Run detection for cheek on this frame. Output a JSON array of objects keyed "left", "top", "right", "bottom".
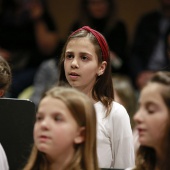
[
  {"left": 84, "top": 64, "right": 99, "bottom": 75},
  {"left": 157, "top": 123, "right": 167, "bottom": 135},
  {"left": 64, "top": 61, "right": 67, "bottom": 70},
  {"left": 57, "top": 125, "right": 78, "bottom": 140},
  {"left": 150, "top": 119, "right": 167, "bottom": 139},
  {"left": 33, "top": 124, "right": 39, "bottom": 140}
]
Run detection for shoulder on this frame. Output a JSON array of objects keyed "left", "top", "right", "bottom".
[
  {"left": 95, "top": 101, "right": 129, "bottom": 120},
  {"left": 108, "top": 102, "right": 131, "bottom": 126},
  {"left": 95, "top": 101, "right": 128, "bottom": 115},
  {"left": 111, "top": 101, "right": 128, "bottom": 116},
  {"left": 40, "top": 58, "right": 57, "bottom": 68},
  {"left": 37, "top": 59, "right": 58, "bottom": 74}
]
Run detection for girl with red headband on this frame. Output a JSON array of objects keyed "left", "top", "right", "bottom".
[{"left": 58, "top": 26, "right": 135, "bottom": 169}]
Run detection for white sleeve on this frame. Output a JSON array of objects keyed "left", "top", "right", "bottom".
[
  {"left": 0, "top": 144, "right": 9, "bottom": 170},
  {"left": 109, "top": 103, "right": 135, "bottom": 169}
]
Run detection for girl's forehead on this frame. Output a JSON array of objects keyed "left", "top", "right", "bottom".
[
  {"left": 142, "top": 82, "right": 163, "bottom": 92},
  {"left": 67, "top": 37, "right": 92, "bottom": 45},
  {"left": 140, "top": 83, "right": 165, "bottom": 102},
  {"left": 66, "top": 37, "right": 97, "bottom": 54}
]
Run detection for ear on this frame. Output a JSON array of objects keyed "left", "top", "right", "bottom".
[
  {"left": 74, "top": 127, "right": 85, "bottom": 144},
  {"left": 97, "top": 61, "right": 107, "bottom": 76},
  {"left": 0, "top": 90, "right": 4, "bottom": 97}
]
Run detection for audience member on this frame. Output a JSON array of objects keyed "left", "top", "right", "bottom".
[
  {"left": 30, "top": 57, "right": 59, "bottom": 107},
  {"left": 26, "top": 39, "right": 63, "bottom": 106},
  {"left": 129, "top": 0, "right": 170, "bottom": 90},
  {"left": 58, "top": 26, "right": 135, "bottom": 169},
  {"left": 23, "top": 86, "right": 100, "bottom": 170},
  {"left": 0, "top": 0, "right": 62, "bottom": 97},
  {"left": 132, "top": 71, "right": 170, "bottom": 170},
  {"left": 68, "top": 0, "right": 129, "bottom": 76}
]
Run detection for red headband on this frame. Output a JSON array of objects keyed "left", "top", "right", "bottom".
[{"left": 70, "top": 26, "right": 109, "bottom": 61}]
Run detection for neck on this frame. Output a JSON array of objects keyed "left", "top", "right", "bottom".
[
  {"left": 78, "top": 88, "right": 97, "bottom": 104},
  {"left": 74, "top": 86, "right": 92, "bottom": 98},
  {"left": 49, "top": 158, "right": 70, "bottom": 170},
  {"left": 47, "top": 149, "right": 75, "bottom": 170},
  {"left": 49, "top": 163, "right": 65, "bottom": 170}
]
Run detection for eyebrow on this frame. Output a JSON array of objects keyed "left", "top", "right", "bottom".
[
  {"left": 138, "top": 100, "right": 158, "bottom": 107},
  {"left": 145, "top": 101, "right": 159, "bottom": 108},
  {"left": 65, "top": 51, "right": 93, "bottom": 56}
]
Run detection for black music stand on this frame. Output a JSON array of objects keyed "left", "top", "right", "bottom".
[{"left": 0, "top": 98, "right": 36, "bottom": 170}]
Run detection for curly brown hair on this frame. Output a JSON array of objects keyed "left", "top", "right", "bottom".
[{"left": 0, "top": 56, "right": 12, "bottom": 95}]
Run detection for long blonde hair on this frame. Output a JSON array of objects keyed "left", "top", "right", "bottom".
[{"left": 23, "top": 86, "right": 99, "bottom": 170}]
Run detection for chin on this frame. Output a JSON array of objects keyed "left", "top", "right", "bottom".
[
  {"left": 36, "top": 144, "right": 49, "bottom": 153},
  {"left": 139, "top": 137, "right": 148, "bottom": 145},
  {"left": 139, "top": 139, "right": 153, "bottom": 148}
]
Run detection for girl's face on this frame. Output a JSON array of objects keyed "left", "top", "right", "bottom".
[
  {"left": 34, "top": 96, "right": 84, "bottom": 161},
  {"left": 64, "top": 37, "right": 105, "bottom": 94},
  {"left": 134, "top": 83, "right": 169, "bottom": 150}
]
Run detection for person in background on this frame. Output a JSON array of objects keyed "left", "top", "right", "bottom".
[
  {"left": 29, "top": 57, "right": 59, "bottom": 107},
  {"left": 29, "top": 39, "right": 64, "bottom": 107},
  {"left": 112, "top": 75, "right": 137, "bottom": 129},
  {"left": 68, "top": 0, "right": 129, "bottom": 76},
  {"left": 132, "top": 71, "right": 170, "bottom": 170},
  {"left": 58, "top": 26, "right": 134, "bottom": 169},
  {"left": 0, "top": 56, "right": 12, "bottom": 170},
  {"left": 23, "top": 86, "right": 99, "bottom": 170},
  {"left": 129, "top": 0, "right": 170, "bottom": 90},
  {"left": 0, "top": 0, "right": 62, "bottom": 98}
]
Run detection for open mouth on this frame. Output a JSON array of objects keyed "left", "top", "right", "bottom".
[{"left": 69, "top": 72, "right": 79, "bottom": 76}]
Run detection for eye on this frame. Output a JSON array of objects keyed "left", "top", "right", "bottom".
[
  {"left": 147, "top": 105, "right": 156, "bottom": 114},
  {"left": 54, "top": 114, "right": 63, "bottom": 121},
  {"left": 147, "top": 109, "right": 155, "bottom": 114},
  {"left": 36, "top": 114, "right": 43, "bottom": 122},
  {"left": 81, "top": 55, "right": 89, "bottom": 61},
  {"left": 65, "top": 53, "right": 74, "bottom": 60}
]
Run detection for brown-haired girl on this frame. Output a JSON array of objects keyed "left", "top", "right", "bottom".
[
  {"left": 58, "top": 26, "right": 134, "bottom": 169},
  {"left": 133, "top": 71, "right": 170, "bottom": 170}
]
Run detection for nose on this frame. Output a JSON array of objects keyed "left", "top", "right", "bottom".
[
  {"left": 39, "top": 118, "right": 49, "bottom": 130},
  {"left": 71, "top": 58, "right": 79, "bottom": 68},
  {"left": 133, "top": 110, "right": 143, "bottom": 125}
]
